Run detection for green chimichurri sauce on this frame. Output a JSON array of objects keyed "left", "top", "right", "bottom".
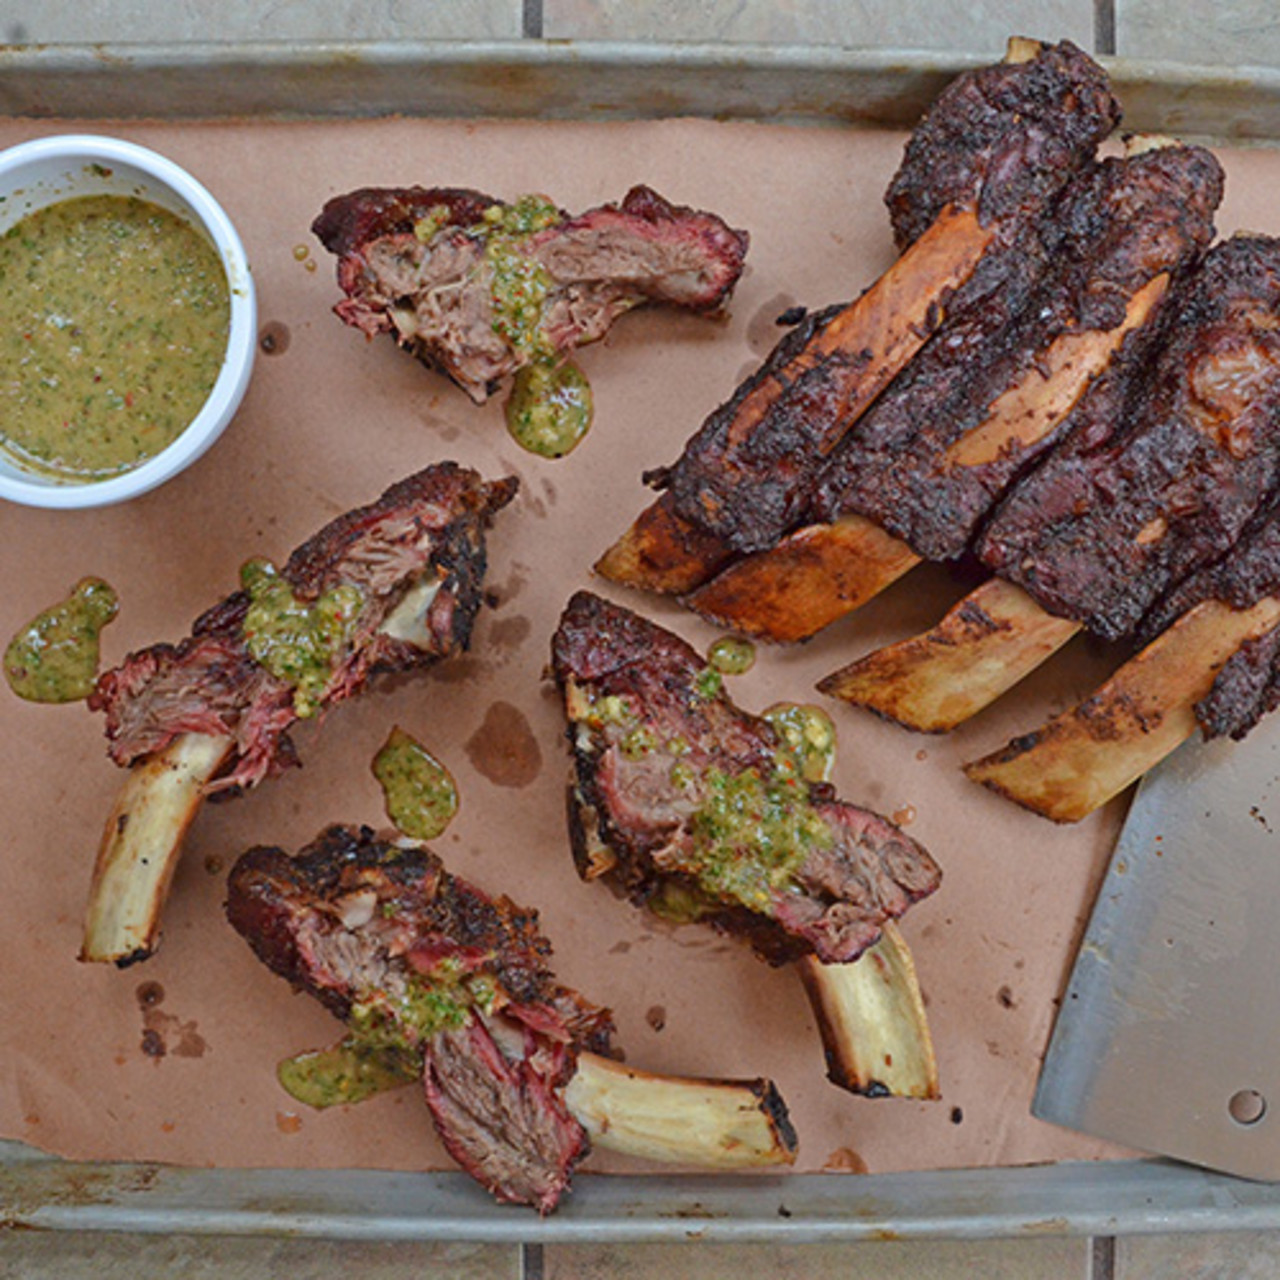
[
  {"left": 278, "top": 960, "right": 502, "bottom": 1110},
  {"left": 665, "top": 705, "right": 839, "bottom": 919},
  {"left": 708, "top": 636, "right": 757, "bottom": 676},
  {"left": 686, "top": 762, "right": 834, "bottom": 913},
  {"left": 240, "top": 558, "right": 363, "bottom": 717},
  {"left": 505, "top": 359, "right": 593, "bottom": 458},
  {"left": 4, "top": 577, "right": 118, "bottom": 702},
  {"left": 0, "top": 194, "right": 230, "bottom": 481},
  {"left": 373, "top": 725, "right": 459, "bottom": 840},
  {"left": 419, "top": 192, "right": 596, "bottom": 460},
  {"left": 763, "top": 703, "right": 837, "bottom": 784},
  {"left": 277, "top": 1038, "right": 420, "bottom": 1110}
]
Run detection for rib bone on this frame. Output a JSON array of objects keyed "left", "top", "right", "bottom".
[
  {"left": 818, "top": 579, "right": 1082, "bottom": 732},
  {"left": 965, "top": 596, "right": 1280, "bottom": 821},
  {"left": 564, "top": 1052, "right": 797, "bottom": 1168},
  {"left": 797, "top": 922, "right": 938, "bottom": 1099}
]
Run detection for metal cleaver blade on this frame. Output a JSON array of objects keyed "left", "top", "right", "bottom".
[{"left": 1033, "top": 713, "right": 1280, "bottom": 1180}]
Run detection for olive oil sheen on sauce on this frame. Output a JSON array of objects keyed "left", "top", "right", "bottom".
[{"left": 0, "top": 194, "right": 230, "bottom": 480}]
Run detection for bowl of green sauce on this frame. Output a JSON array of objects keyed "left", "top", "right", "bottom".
[{"left": 0, "top": 134, "right": 256, "bottom": 508}]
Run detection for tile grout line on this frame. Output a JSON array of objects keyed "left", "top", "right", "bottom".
[
  {"left": 1094, "top": 0, "right": 1117, "bottom": 55},
  {"left": 1092, "top": 1235, "right": 1117, "bottom": 1279},
  {"left": 522, "top": 1241, "right": 546, "bottom": 1280},
  {"left": 522, "top": 0, "right": 543, "bottom": 40}
]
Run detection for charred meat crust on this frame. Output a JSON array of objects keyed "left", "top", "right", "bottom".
[
  {"left": 89, "top": 463, "right": 518, "bottom": 791},
  {"left": 885, "top": 39, "right": 1120, "bottom": 250},
  {"left": 226, "top": 824, "right": 614, "bottom": 1050},
  {"left": 1142, "top": 502, "right": 1280, "bottom": 741},
  {"left": 649, "top": 42, "right": 1119, "bottom": 559},
  {"left": 1196, "top": 627, "right": 1280, "bottom": 740},
  {"left": 551, "top": 591, "right": 941, "bottom": 965},
  {"left": 313, "top": 183, "right": 750, "bottom": 402},
  {"left": 226, "top": 824, "right": 614, "bottom": 1213},
  {"left": 814, "top": 144, "right": 1225, "bottom": 560},
  {"left": 979, "top": 234, "right": 1280, "bottom": 641}
]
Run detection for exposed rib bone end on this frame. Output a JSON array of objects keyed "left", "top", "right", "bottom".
[
  {"left": 565, "top": 1052, "right": 797, "bottom": 1169},
  {"left": 81, "top": 732, "right": 233, "bottom": 966},
  {"left": 819, "top": 580, "right": 1082, "bottom": 732},
  {"left": 687, "top": 517, "right": 920, "bottom": 643},
  {"left": 797, "top": 923, "right": 938, "bottom": 1099},
  {"left": 595, "top": 493, "right": 734, "bottom": 595},
  {"left": 965, "top": 597, "right": 1280, "bottom": 822},
  {"left": 1005, "top": 36, "right": 1044, "bottom": 64}
]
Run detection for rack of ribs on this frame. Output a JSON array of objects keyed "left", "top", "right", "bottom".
[
  {"left": 83, "top": 463, "right": 518, "bottom": 965},
  {"left": 226, "top": 824, "right": 798, "bottom": 1214},
  {"left": 596, "top": 38, "right": 1120, "bottom": 596}
]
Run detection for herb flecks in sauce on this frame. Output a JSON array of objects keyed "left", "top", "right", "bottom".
[
  {"left": 373, "top": 725, "right": 459, "bottom": 840},
  {"left": 349, "top": 959, "right": 495, "bottom": 1054},
  {"left": 278, "top": 1038, "right": 419, "bottom": 1110},
  {"left": 505, "top": 359, "right": 593, "bottom": 458},
  {"left": 0, "top": 195, "right": 230, "bottom": 481},
  {"left": 685, "top": 762, "right": 834, "bottom": 914},
  {"left": 763, "top": 703, "right": 837, "bottom": 784},
  {"left": 708, "top": 636, "right": 757, "bottom": 676},
  {"left": 672, "top": 703, "right": 838, "bottom": 917},
  {"left": 4, "top": 577, "right": 118, "bottom": 702},
  {"left": 240, "top": 558, "right": 362, "bottom": 717}
]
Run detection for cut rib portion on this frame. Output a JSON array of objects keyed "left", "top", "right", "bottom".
[
  {"left": 226, "top": 825, "right": 797, "bottom": 1212},
  {"left": 597, "top": 39, "right": 1120, "bottom": 594},
  {"left": 83, "top": 463, "right": 517, "bottom": 966},
  {"left": 227, "top": 825, "right": 613, "bottom": 1213},
  {"left": 314, "top": 184, "right": 749, "bottom": 402},
  {"left": 551, "top": 591, "right": 941, "bottom": 966}
]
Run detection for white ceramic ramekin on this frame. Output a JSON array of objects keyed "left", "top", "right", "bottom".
[{"left": 0, "top": 134, "right": 256, "bottom": 509}]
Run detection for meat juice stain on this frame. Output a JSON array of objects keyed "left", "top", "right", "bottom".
[
  {"left": 745, "top": 292, "right": 799, "bottom": 354},
  {"left": 135, "top": 981, "right": 209, "bottom": 1062},
  {"left": 823, "top": 1147, "right": 869, "bottom": 1174},
  {"left": 464, "top": 701, "right": 542, "bottom": 788},
  {"left": 258, "top": 321, "right": 291, "bottom": 355},
  {"left": 487, "top": 614, "right": 531, "bottom": 653},
  {"left": 645, "top": 1005, "right": 666, "bottom": 1032}
]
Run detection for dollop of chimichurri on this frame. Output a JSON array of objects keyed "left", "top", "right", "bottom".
[
  {"left": 708, "top": 636, "right": 757, "bottom": 676},
  {"left": 421, "top": 193, "right": 594, "bottom": 460},
  {"left": 372, "top": 725, "right": 459, "bottom": 840},
  {"left": 278, "top": 959, "right": 503, "bottom": 1110},
  {"left": 240, "top": 558, "right": 363, "bottom": 717},
  {"left": 685, "top": 761, "right": 833, "bottom": 913},
  {"left": 505, "top": 359, "right": 593, "bottom": 458},
  {"left": 350, "top": 960, "right": 499, "bottom": 1054},
  {"left": 0, "top": 194, "right": 230, "bottom": 481},
  {"left": 763, "top": 703, "right": 837, "bottom": 784},
  {"left": 4, "top": 577, "right": 118, "bottom": 702},
  {"left": 278, "top": 1038, "right": 420, "bottom": 1110}
]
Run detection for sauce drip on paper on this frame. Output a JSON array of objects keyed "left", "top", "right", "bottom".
[
  {"left": 4, "top": 577, "right": 118, "bottom": 702},
  {"left": 373, "top": 725, "right": 459, "bottom": 840}
]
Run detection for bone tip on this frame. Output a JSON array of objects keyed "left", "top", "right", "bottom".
[
  {"left": 1004, "top": 36, "right": 1044, "bottom": 64},
  {"left": 1124, "top": 132, "right": 1177, "bottom": 156}
]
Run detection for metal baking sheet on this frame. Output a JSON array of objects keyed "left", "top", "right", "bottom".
[{"left": 5, "top": 40, "right": 1280, "bottom": 1242}]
